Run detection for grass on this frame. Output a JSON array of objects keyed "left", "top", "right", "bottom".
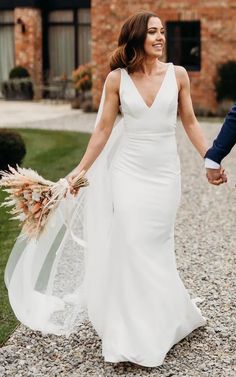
[{"left": 0, "top": 128, "right": 90, "bottom": 346}]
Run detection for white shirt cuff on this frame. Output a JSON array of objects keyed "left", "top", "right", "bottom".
[{"left": 204, "top": 158, "right": 221, "bottom": 169}]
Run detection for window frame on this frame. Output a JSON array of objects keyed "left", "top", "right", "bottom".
[{"left": 0, "top": 1, "right": 90, "bottom": 10}]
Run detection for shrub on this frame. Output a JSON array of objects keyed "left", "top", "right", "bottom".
[
  {"left": 215, "top": 61, "right": 236, "bottom": 102},
  {"left": 9, "top": 66, "right": 30, "bottom": 79},
  {"left": 0, "top": 129, "right": 26, "bottom": 174}
]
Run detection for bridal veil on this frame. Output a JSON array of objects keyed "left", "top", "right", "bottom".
[{"left": 4, "top": 74, "right": 125, "bottom": 337}]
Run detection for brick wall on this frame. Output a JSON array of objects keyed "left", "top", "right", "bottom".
[
  {"left": 91, "top": 0, "right": 236, "bottom": 114},
  {"left": 14, "top": 8, "right": 42, "bottom": 97},
  {"left": 11, "top": 1, "right": 236, "bottom": 112}
]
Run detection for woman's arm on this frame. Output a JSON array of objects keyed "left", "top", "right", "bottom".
[
  {"left": 176, "top": 66, "right": 226, "bottom": 185},
  {"left": 68, "top": 70, "right": 120, "bottom": 186},
  {"left": 176, "top": 66, "right": 208, "bottom": 158}
]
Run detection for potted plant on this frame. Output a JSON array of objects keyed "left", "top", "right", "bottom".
[
  {"left": 71, "top": 62, "right": 93, "bottom": 111},
  {"left": 1, "top": 66, "right": 34, "bottom": 101}
]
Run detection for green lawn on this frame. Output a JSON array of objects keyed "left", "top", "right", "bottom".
[{"left": 0, "top": 128, "right": 90, "bottom": 346}]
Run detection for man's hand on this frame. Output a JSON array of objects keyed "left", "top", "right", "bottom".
[{"left": 206, "top": 167, "right": 227, "bottom": 185}]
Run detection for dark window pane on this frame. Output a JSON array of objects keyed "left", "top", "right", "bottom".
[
  {"left": 77, "top": 9, "right": 91, "bottom": 64},
  {"left": 167, "top": 21, "right": 201, "bottom": 71},
  {"left": 49, "top": 10, "right": 73, "bottom": 23},
  {"left": 49, "top": 25, "right": 75, "bottom": 77},
  {"left": 0, "top": 10, "right": 14, "bottom": 23},
  {"left": 78, "top": 25, "right": 91, "bottom": 64},
  {"left": 78, "top": 8, "right": 90, "bottom": 23}
]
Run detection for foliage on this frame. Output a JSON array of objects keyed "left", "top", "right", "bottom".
[
  {"left": 0, "top": 129, "right": 26, "bottom": 173},
  {"left": 215, "top": 61, "right": 236, "bottom": 102},
  {"left": 72, "top": 62, "right": 93, "bottom": 92},
  {"left": 9, "top": 66, "right": 30, "bottom": 79}
]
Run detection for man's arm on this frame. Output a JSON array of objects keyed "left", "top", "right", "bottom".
[
  {"left": 205, "top": 103, "right": 236, "bottom": 164},
  {"left": 204, "top": 104, "right": 236, "bottom": 185}
]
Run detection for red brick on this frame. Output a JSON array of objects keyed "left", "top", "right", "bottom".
[
  {"left": 91, "top": 1, "right": 236, "bottom": 114},
  {"left": 14, "top": 8, "right": 42, "bottom": 99},
  {"left": 11, "top": 2, "right": 236, "bottom": 114}
]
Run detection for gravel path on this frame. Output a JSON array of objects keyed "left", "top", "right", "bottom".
[{"left": 0, "top": 117, "right": 235, "bottom": 377}]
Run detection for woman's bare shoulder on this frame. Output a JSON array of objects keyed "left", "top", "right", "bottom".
[
  {"left": 173, "top": 65, "right": 189, "bottom": 80},
  {"left": 105, "top": 69, "right": 121, "bottom": 92},
  {"left": 173, "top": 65, "right": 190, "bottom": 89}
]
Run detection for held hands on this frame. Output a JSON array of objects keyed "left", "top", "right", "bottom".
[{"left": 206, "top": 167, "right": 227, "bottom": 186}]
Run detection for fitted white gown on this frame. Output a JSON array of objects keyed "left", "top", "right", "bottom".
[
  {"left": 4, "top": 62, "right": 206, "bottom": 368},
  {"left": 86, "top": 63, "right": 207, "bottom": 367}
]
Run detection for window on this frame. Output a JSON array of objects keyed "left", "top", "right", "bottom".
[
  {"left": 47, "top": 9, "right": 91, "bottom": 79},
  {"left": 167, "top": 21, "right": 201, "bottom": 71},
  {"left": 48, "top": 11, "right": 75, "bottom": 78},
  {"left": 0, "top": 11, "right": 14, "bottom": 87}
]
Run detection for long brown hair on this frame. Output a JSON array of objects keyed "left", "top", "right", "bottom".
[{"left": 110, "top": 11, "right": 159, "bottom": 73}]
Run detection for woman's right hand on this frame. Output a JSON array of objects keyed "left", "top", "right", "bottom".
[{"left": 67, "top": 170, "right": 82, "bottom": 196}]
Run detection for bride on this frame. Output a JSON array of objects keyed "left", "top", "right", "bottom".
[{"left": 5, "top": 11, "right": 210, "bottom": 367}]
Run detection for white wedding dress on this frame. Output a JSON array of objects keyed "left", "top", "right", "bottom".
[
  {"left": 4, "top": 62, "right": 206, "bottom": 367},
  {"left": 87, "top": 63, "right": 207, "bottom": 366}
]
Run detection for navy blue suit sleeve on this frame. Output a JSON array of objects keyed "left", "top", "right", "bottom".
[{"left": 204, "top": 103, "right": 236, "bottom": 164}]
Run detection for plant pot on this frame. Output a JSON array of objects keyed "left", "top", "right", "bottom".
[
  {"left": 1, "top": 79, "right": 34, "bottom": 101},
  {"left": 71, "top": 97, "right": 81, "bottom": 109},
  {"left": 80, "top": 98, "right": 94, "bottom": 112}
]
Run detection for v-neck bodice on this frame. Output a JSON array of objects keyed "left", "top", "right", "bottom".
[
  {"left": 119, "top": 62, "right": 178, "bottom": 136},
  {"left": 124, "top": 63, "right": 172, "bottom": 110}
]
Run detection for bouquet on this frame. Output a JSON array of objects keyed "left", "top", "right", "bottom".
[{"left": 0, "top": 165, "right": 89, "bottom": 240}]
